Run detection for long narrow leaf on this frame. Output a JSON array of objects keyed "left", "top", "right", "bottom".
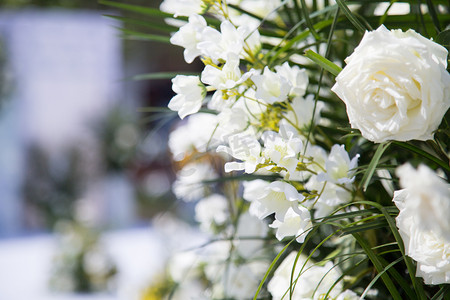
[
  {"left": 131, "top": 72, "right": 198, "bottom": 81},
  {"left": 360, "top": 257, "right": 404, "bottom": 299},
  {"left": 341, "top": 219, "right": 387, "bottom": 236},
  {"left": 299, "top": 0, "right": 321, "bottom": 39},
  {"left": 304, "top": 50, "right": 342, "bottom": 76},
  {"left": 360, "top": 142, "right": 391, "bottom": 191},
  {"left": 393, "top": 141, "right": 450, "bottom": 172},
  {"left": 425, "top": 0, "right": 441, "bottom": 33},
  {"left": 100, "top": 1, "right": 173, "bottom": 18},
  {"left": 104, "top": 14, "right": 177, "bottom": 33},
  {"left": 252, "top": 237, "right": 297, "bottom": 300},
  {"left": 119, "top": 28, "right": 170, "bottom": 43},
  {"left": 380, "top": 207, "right": 427, "bottom": 299},
  {"left": 430, "top": 286, "right": 450, "bottom": 300},
  {"left": 352, "top": 233, "right": 403, "bottom": 300},
  {"left": 335, "top": 0, "right": 369, "bottom": 32},
  {"left": 267, "top": 19, "right": 333, "bottom": 65}
]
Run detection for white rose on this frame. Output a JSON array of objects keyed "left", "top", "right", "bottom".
[
  {"left": 332, "top": 25, "right": 450, "bottom": 143},
  {"left": 393, "top": 189, "right": 450, "bottom": 285},
  {"left": 396, "top": 163, "right": 450, "bottom": 242}
]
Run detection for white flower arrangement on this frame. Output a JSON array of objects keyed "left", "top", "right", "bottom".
[{"left": 104, "top": 0, "right": 450, "bottom": 298}]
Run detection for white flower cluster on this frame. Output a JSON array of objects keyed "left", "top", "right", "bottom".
[
  {"left": 268, "top": 251, "right": 359, "bottom": 300},
  {"left": 161, "top": 0, "right": 363, "bottom": 298}
]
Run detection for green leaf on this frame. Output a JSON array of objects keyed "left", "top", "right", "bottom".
[
  {"left": 377, "top": 256, "right": 417, "bottom": 300},
  {"left": 304, "top": 50, "right": 342, "bottom": 76},
  {"left": 267, "top": 18, "right": 334, "bottom": 65},
  {"left": 252, "top": 238, "right": 297, "bottom": 300},
  {"left": 425, "top": 0, "right": 441, "bottom": 33},
  {"left": 298, "top": 0, "right": 321, "bottom": 40},
  {"left": 436, "top": 29, "right": 450, "bottom": 48},
  {"left": 392, "top": 141, "right": 450, "bottom": 172},
  {"left": 119, "top": 28, "right": 170, "bottom": 43},
  {"left": 100, "top": 1, "right": 174, "bottom": 18},
  {"left": 380, "top": 206, "right": 427, "bottom": 299},
  {"left": 130, "top": 72, "right": 198, "bottom": 81},
  {"left": 360, "top": 257, "right": 404, "bottom": 299},
  {"left": 352, "top": 233, "right": 403, "bottom": 300},
  {"left": 227, "top": 3, "right": 287, "bottom": 31},
  {"left": 335, "top": 0, "right": 370, "bottom": 33},
  {"left": 431, "top": 286, "right": 450, "bottom": 300},
  {"left": 341, "top": 219, "right": 388, "bottom": 236},
  {"left": 360, "top": 142, "right": 391, "bottom": 192},
  {"left": 104, "top": 14, "right": 177, "bottom": 33}
]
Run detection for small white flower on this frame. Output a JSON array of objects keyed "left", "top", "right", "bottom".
[
  {"left": 252, "top": 66, "right": 291, "bottom": 104},
  {"left": 268, "top": 251, "right": 343, "bottom": 300},
  {"left": 251, "top": 181, "right": 304, "bottom": 222},
  {"left": 170, "top": 14, "right": 207, "bottom": 63},
  {"left": 235, "top": 212, "right": 268, "bottom": 259},
  {"left": 217, "top": 130, "right": 264, "bottom": 173},
  {"left": 239, "top": 0, "right": 283, "bottom": 20},
  {"left": 396, "top": 163, "right": 450, "bottom": 242},
  {"left": 168, "top": 113, "right": 220, "bottom": 161},
  {"left": 283, "top": 95, "right": 324, "bottom": 131},
  {"left": 288, "top": 144, "right": 328, "bottom": 182},
  {"left": 269, "top": 206, "right": 312, "bottom": 243},
  {"left": 336, "top": 290, "right": 360, "bottom": 300},
  {"left": 201, "top": 53, "right": 253, "bottom": 90},
  {"left": 172, "top": 162, "right": 217, "bottom": 202},
  {"left": 198, "top": 21, "right": 244, "bottom": 61},
  {"left": 238, "top": 25, "right": 262, "bottom": 58},
  {"left": 235, "top": 87, "right": 268, "bottom": 122},
  {"left": 274, "top": 62, "right": 309, "bottom": 97},
  {"left": 262, "top": 121, "right": 303, "bottom": 174},
  {"left": 317, "top": 144, "right": 359, "bottom": 185},
  {"left": 160, "top": 0, "right": 204, "bottom": 17},
  {"left": 216, "top": 107, "right": 249, "bottom": 138},
  {"left": 243, "top": 179, "right": 271, "bottom": 217},
  {"left": 225, "top": 262, "right": 268, "bottom": 299},
  {"left": 195, "top": 194, "right": 229, "bottom": 232},
  {"left": 168, "top": 251, "right": 201, "bottom": 282},
  {"left": 305, "top": 175, "right": 352, "bottom": 218},
  {"left": 168, "top": 75, "right": 206, "bottom": 119}
]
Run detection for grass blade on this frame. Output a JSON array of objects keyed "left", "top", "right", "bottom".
[
  {"left": 335, "top": 0, "right": 370, "bottom": 33},
  {"left": 352, "top": 233, "right": 402, "bottom": 300},
  {"left": 392, "top": 141, "right": 450, "bottom": 172},
  {"left": 304, "top": 50, "right": 342, "bottom": 76},
  {"left": 104, "top": 14, "right": 177, "bottom": 33},
  {"left": 360, "top": 142, "right": 391, "bottom": 191},
  {"left": 130, "top": 72, "right": 198, "bottom": 81},
  {"left": 119, "top": 28, "right": 170, "bottom": 43},
  {"left": 100, "top": 1, "right": 173, "bottom": 18},
  {"left": 425, "top": 0, "right": 441, "bottom": 33}
]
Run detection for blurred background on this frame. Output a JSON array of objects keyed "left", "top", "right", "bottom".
[{"left": 0, "top": 0, "right": 204, "bottom": 299}]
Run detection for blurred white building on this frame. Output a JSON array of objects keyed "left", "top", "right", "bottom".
[{"left": 0, "top": 10, "right": 135, "bottom": 237}]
